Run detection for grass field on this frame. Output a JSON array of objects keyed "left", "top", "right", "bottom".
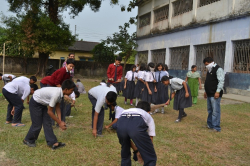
[{"left": 0, "top": 79, "right": 250, "bottom": 166}]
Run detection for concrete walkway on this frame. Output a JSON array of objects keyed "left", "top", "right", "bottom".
[{"left": 198, "top": 89, "right": 250, "bottom": 103}]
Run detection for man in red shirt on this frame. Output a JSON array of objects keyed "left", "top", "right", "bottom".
[
  {"left": 40, "top": 59, "right": 75, "bottom": 88},
  {"left": 107, "top": 56, "right": 123, "bottom": 94}
]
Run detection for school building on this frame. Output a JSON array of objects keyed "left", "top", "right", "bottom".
[{"left": 135, "top": 0, "right": 250, "bottom": 96}]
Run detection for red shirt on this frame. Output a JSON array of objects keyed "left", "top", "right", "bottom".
[
  {"left": 107, "top": 63, "right": 123, "bottom": 83},
  {"left": 41, "top": 67, "right": 70, "bottom": 86}
]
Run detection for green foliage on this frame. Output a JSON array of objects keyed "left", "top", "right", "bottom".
[{"left": 92, "top": 42, "right": 115, "bottom": 63}]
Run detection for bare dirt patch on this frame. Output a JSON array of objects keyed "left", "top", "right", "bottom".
[{"left": 0, "top": 151, "right": 18, "bottom": 166}]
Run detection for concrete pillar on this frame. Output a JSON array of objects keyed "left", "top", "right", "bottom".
[
  {"left": 150, "top": 0, "right": 155, "bottom": 31},
  {"left": 192, "top": 0, "right": 198, "bottom": 18},
  {"left": 165, "top": 47, "right": 170, "bottom": 67},
  {"left": 224, "top": 41, "right": 234, "bottom": 73},
  {"left": 135, "top": 53, "right": 138, "bottom": 65},
  {"left": 148, "top": 50, "right": 152, "bottom": 64},
  {"left": 168, "top": 0, "right": 173, "bottom": 28},
  {"left": 188, "top": 45, "right": 195, "bottom": 70}
]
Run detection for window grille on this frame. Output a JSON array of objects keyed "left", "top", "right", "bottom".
[
  {"left": 170, "top": 46, "right": 190, "bottom": 70},
  {"left": 199, "top": 0, "right": 220, "bottom": 7},
  {"left": 138, "top": 51, "right": 148, "bottom": 65},
  {"left": 172, "top": 0, "right": 193, "bottom": 17},
  {"left": 154, "top": 5, "right": 169, "bottom": 23},
  {"left": 152, "top": 49, "right": 166, "bottom": 64},
  {"left": 139, "top": 13, "right": 151, "bottom": 28}
]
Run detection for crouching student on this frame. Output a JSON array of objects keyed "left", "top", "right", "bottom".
[
  {"left": 116, "top": 101, "right": 157, "bottom": 166},
  {"left": 161, "top": 76, "right": 192, "bottom": 123},
  {"left": 0, "top": 73, "right": 16, "bottom": 85},
  {"left": 23, "top": 79, "right": 75, "bottom": 150},
  {"left": 105, "top": 102, "right": 124, "bottom": 130},
  {"left": 3, "top": 83, "right": 38, "bottom": 126},
  {"left": 88, "top": 84, "right": 117, "bottom": 137}
]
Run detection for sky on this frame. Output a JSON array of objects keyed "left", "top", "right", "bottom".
[{"left": 0, "top": 0, "right": 138, "bottom": 43}]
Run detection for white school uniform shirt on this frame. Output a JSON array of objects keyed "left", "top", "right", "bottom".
[
  {"left": 120, "top": 108, "right": 156, "bottom": 137},
  {"left": 2, "top": 74, "right": 16, "bottom": 81},
  {"left": 88, "top": 85, "right": 117, "bottom": 113},
  {"left": 69, "top": 92, "right": 75, "bottom": 101},
  {"left": 137, "top": 71, "right": 146, "bottom": 80},
  {"left": 164, "top": 71, "right": 169, "bottom": 77},
  {"left": 33, "top": 87, "right": 63, "bottom": 107},
  {"left": 115, "top": 106, "right": 124, "bottom": 119},
  {"left": 125, "top": 71, "right": 137, "bottom": 81},
  {"left": 3, "top": 81, "right": 30, "bottom": 100},
  {"left": 170, "top": 78, "right": 184, "bottom": 91},
  {"left": 12, "top": 76, "right": 30, "bottom": 85},
  {"left": 145, "top": 71, "right": 155, "bottom": 82}
]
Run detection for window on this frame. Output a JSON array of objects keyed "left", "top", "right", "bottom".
[
  {"left": 139, "top": 13, "right": 151, "bottom": 28},
  {"left": 138, "top": 51, "right": 148, "bottom": 64},
  {"left": 172, "top": 0, "right": 193, "bottom": 17},
  {"left": 152, "top": 49, "right": 166, "bottom": 64},
  {"left": 154, "top": 5, "right": 169, "bottom": 23},
  {"left": 170, "top": 46, "right": 190, "bottom": 70},
  {"left": 60, "top": 57, "right": 65, "bottom": 60},
  {"left": 199, "top": 0, "right": 220, "bottom": 7},
  {"left": 233, "top": 40, "right": 250, "bottom": 74}
]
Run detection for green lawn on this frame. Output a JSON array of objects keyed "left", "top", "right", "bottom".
[{"left": 0, "top": 79, "right": 250, "bottom": 166}]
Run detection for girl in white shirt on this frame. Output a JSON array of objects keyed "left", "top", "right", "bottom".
[
  {"left": 134, "top": 63, "right": 147, "bottom": 106},
  {"left": 123, "top": 65, "right": 137, "bottom": 106},
  {"left": 141, "top": 62, "right": 157, "bottom": 104}
]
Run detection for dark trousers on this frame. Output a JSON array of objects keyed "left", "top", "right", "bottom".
[
  {"left": 117, "top": 116, "right": 157, "bottom": 166},
  {"left": 2, "top": 88, "right": 24, "bottom": 123},
  {"left": 25, "top": 97, "right": 58, "bottom": 146},
  {"left": 178, "top": 108, "right": 186, "bottom": 119},
  {"left": 60, "top": 99, "right": 71, "bottom": 122},
  {"left": 40, "top": 82, "right": 47, "bottom": 88},
  {"left": 88, "top": 93, "right": 105, "bottom": 135}
]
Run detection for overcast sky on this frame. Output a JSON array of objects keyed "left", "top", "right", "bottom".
[{"left": 0, "top": 0, "right": 137, "bottom": 43}]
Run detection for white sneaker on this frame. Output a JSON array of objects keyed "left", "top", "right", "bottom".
[
  {"left": 124, "top": 101, "right": 127, "bottom": 105},
  {"left": 161, "top": 108, "right": 165, "bottom": 114},
  {"left": 154, "top": 109, "right": 159, "bottom": 113},
  {"left": 68, "top": 116, "right": 73, "bottom": 118},
  {"left": 130, "top": 103, "right": 134, "bottom": 106}
]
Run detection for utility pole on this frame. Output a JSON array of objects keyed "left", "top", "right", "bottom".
[{"left": 3, "top": 43, "right": 5, "bottom": 74}]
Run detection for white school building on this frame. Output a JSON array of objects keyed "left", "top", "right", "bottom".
[{"left": 135, "top": 0, "right": 250, "bottom": 85}]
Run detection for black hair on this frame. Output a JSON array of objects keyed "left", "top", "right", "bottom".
[
  {"left": 30, "top": 76, "right": 37, "bottom": 82},
  {"left": 68, "top": 53, "right": 74, "bottom": 57},
  {"left": 106, "top": 91, "right": 117, "bottom": 103},
  {"left": 155, "top": 63, "right": 164, "bottom": 71},
  {"left": 30, "top": 84, "right": 38, "bottom": 91},
  {"left": 203, "top": 57, "right": 214, "bottom": 64},
  {"left": 116, "top": 56, "right": 122, "bottom": 61},
  {"left": 148, "top": 62, "right": 155, "bottom": 68},
  {"left": 74, "top": 90, "right": 80, "bottom": 98},
  {"left": 62, "top": 79, "right": 76, "bottom": 90},
  {"left": 77, "top": 79, "right": 81, "bottom": 82},
  {"left": 161, "top": 76, "right": 173, "bottom": 82},
  {"left": 130, "top": 65, "right": 136, "bottom": 71},
  {"left": 111, "top": 101, "right": 117, "bottom": 107},
  {"left": 139, "top": 63, "right": 146, "bottom": 71},
  {"left": 0, "top": 73, "right": 2, "bottom": 76},
  {"left": 164, "top": 64, "right": 169, "bottom": 71},
  {"left": 136, "top": 101, "right": 150, "bottom": 112},
  {"left": 66, "top": 58, "right": 75, "bottom": 65},
  {"left": 191, "top": 65, "right": 197, "bottom": 69},
  {"left": 101, "top": 79, "right": 106, "bottom": 83}
]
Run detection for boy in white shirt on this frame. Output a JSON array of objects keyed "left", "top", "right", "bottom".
[
  {"left": 0, "top": 73, "right": 16, "bottom": 85},
  {"left": 116, "top": 101, "right": 157, "bottom": 166},
  {"left": 105, "top": 102, "right": 124, "bottom": 130}
]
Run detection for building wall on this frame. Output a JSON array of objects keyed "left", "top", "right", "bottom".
[
  {"left": 49, "top": 51, "right": 93, "bottom": 61},
  {"left": 137, "top": 0, "right": 250, "bottom": 38}
]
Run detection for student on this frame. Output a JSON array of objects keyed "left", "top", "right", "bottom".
[
  {"left": 123, "top": 65, "right": 137, "bottom": 106},
  {"left": 62, "top": 53, "right": 75, "bottom": 78},
  {"left": 107, "top": 56, "right": 123, "bottom": 95},
  {"left": 88, "top": 84, "right": 117, "bottom": 137},
  {"left": 23, "top": 79, "right": 75, "bottom": 149},
  {"left": 2, "top": 81, "right": 38, "bottom": 126},
  {"left": 105, "top": 102, "right": 124, "bottom": 130},
  {"left": 153, "top": 63, "right": 169, "bottom": 114},
  {"left": 141, "top": 62, "right": 157, "bottom": 105},
  {"left": 136, "top": 64, "right": 140, "bottom": 72},
  {"left": 161, "top": 76, "right": 192, "bottom": 123},
  {"left": 203, "top": 57, "right": 224, "bottom": 132},
  {"left": 12, "top": 76, "right": 37, "bottom": 85},
  {"left": 116, "top": 101, "right": 157, "bottom": 166},
  {"left": 134, "top": 63, "right": 146, "bottom": 106},
  {"left": 65, "top": 90, "right": 80, "bottom": 119},
  {"left": 0, "top": 73, "right": 16, "bottom": 85},
  {"left": 185, "top": 65, "right": 202, "bottom": 105},
  {"left": 76, "top": 79, "right": 86, "bottom": 94},
  {"left": 40, "top": 58, "right": 75, "bottom": 87}
]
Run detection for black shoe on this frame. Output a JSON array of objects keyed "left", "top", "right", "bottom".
[
  {"left": 51, "top": 142, "right": 66, "bottom": 150},
  {"left": 23, "top": 140, "right": 36, "bottom": 147},
  {"left": 182, "top": 113, "right": 187, "bottom": 118},
  {"left": 175, "top": 119, "right": 181, "bottom": 123}
]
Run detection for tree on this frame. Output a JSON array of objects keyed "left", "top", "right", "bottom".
[
  {"left": 103, "top": 22, "right": 137, "bottom": 76},
  {"left": 92, "top": 42, "right": 115, "bottom": 63}
]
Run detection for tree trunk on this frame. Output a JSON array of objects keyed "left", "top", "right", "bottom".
[
  {"left": 123, "top": 57, "right": 128, "bottom": 77},
  {"left": 36, "top": 52, "right": 49, "bottom": 77}
]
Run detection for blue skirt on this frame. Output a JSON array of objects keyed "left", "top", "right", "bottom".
[
  {"left": 141, "top": 82, "right": 157, "bottom": 104},
  {"left": 123, "top": 81, "right": 136, "bottom": 99},
  {"left": 155, "top": 82, "right": 169, "bottom": 104},
  {"left": 134, "top": 80, "right": 144, "bottom": 99},
  {"left": 173, "top": 85, "right": 192, "bottom": 110}
]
